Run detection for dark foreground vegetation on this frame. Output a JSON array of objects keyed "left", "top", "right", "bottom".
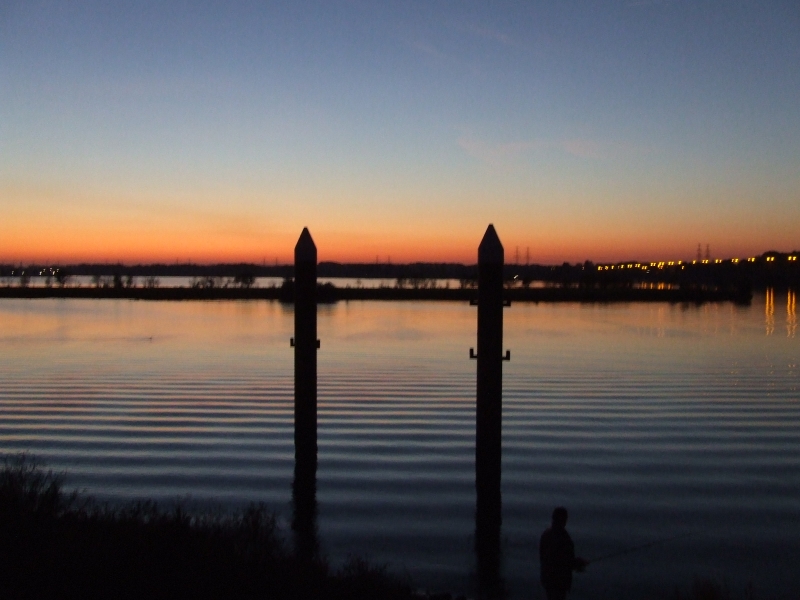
[
  {"left": 0, "top": 456, "right": 763, "bottom": 600},
  {"left": 674, "top": 578, "right": 756, "bottom": 600},
  {"left": 0, "top": 454, "right": 420, "bottom": 600}
]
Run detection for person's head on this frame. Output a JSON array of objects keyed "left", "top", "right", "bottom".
[{"left": 552, "top": 506, "right": 568, "bottom": 529}]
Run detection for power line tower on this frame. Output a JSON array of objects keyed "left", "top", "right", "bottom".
[{"left": 705, "top": 244, "right": 710, "bottom": 261}]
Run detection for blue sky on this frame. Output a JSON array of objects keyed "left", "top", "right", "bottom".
[{"left": 2, "top": 0, "right": 799, "bottom": 263}]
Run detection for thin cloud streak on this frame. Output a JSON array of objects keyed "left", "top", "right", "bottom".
[
  {"left": 457, "top": 23, "right": 529, "bottom": 52},
  {"left": 560, "top": 139, "right": 602, "bottom": 159},
  {"left": 404, "top": 35, "right": 484, "bottom": 77},
  {"left": 457, "top": 134, "right": 540, "bottom": 169},
  {"left": 409, "top": 39, "right": 449, "bottom": 63},
  {"left": 458, "top": 134, "right": 655, "bottom": 167}
]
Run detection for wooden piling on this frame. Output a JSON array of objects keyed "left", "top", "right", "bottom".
[
  {"left": 474, "top": 224, "right": 505, "bottom": 543},
  {"left": 294, "top": 228, "right": 318, "bottom": 467}
]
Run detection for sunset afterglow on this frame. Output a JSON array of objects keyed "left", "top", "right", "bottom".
[{"left": 2, "top": 2, "right": 798, "bottom": 264}]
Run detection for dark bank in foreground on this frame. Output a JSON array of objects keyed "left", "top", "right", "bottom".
[
  {"left": 0, "top": 456, "right": 760, "bottom": 600},
  {"left": 0, "top": 454, "right": 421, "bottom": 600}
]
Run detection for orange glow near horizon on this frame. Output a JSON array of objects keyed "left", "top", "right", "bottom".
[
  {"left": 0, "top": 220, "right": 478, "bottom": 265},
  {"left": 2, "top": 186, "right": 796, "bottom": 266},
  {"left": 3, "top": 2, "right": 800, "bottom": 277},
  {"left": 1, "top": 230, "right": 794, "bottom": 266}
]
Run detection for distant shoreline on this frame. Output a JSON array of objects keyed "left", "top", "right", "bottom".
[
  {"left": 4, "top": 252, "right": 798, "bottom": 291},
  {"left": 0, "top": 285, "right": 753, "bottom": 304}
]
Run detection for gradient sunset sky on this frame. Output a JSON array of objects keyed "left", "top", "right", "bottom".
[{"left": 2, "top": 1, "right": 799, "bottom": 264}]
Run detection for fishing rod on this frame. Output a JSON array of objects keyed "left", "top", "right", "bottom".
[{"left": 588, "top": 532, "right": 693, "bottom": 564}]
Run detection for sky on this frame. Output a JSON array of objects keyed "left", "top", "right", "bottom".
[{"left": 1, "top": 0, "right": 799, "bottom": 265}]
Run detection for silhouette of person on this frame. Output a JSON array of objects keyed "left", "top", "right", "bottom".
[{"left": 539, "top": 507, "right": 588, "bottom": 600}]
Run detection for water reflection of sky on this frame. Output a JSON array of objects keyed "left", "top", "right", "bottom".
[{"left": 0, "top": 295, "right": 798, "bottom": 598}]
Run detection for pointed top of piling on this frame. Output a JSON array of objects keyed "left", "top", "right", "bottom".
[
  {"left": 295, "top": 227, "right": 317, "bottom": 264},
  {"left": 478, "top": 224, "right": 504, "bottom": 265}
]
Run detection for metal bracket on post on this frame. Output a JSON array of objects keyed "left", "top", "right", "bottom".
[
  {"left": 290, "top": 338, "right": 295, "bottom": 347},
  {"left": 470, "top": 348, "right": 477, "bottom": 359},
  {"left": 502, "top": 350, "right": 510, "bottom": 361},
  {"left": 503, "top": 300, "right": 511, "bottom": 307},
  {"left": 317, "top": 340, "right": 320, "bottom": 349}
]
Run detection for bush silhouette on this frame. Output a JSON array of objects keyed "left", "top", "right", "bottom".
[{"left": 0, "top": 454, "right": 417, "bottom": 600}]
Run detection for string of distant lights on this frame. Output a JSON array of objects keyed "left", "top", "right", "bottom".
[{"left": 595, "top": 255, "right": 797, "bottom": 271}]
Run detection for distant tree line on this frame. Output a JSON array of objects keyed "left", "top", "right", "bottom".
[{"left": 1, "top": 251, "right": 798, "bottom": 290}]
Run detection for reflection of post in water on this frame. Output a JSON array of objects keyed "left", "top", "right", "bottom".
[
  {"left": 787, "top": 290, "right": 796, "bottom": 338},
  {"left": 475, "top": 507, "right": 504, "bottom": 599},
  {"left": 292, "top": 446, "right": 318, "bottom": 560},
  {"left": 765, "top": 287, "right": 775, "bottom": 336},
  {"left": 292, "top": 228, "right": 319, "bottom": 559},
  {"left": 471, "top": 224, "right": 508, "bottom": 599}
]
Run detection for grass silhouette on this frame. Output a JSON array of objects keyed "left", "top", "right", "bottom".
[
  {"left": 673, "top": 577, "right": 757, "bottom": 600},
  {"left": 0, "top": 454, "right": 417, "bottom": 600},
  {"left": 2, "top": 454, "right": 761, "bottom": 600}
]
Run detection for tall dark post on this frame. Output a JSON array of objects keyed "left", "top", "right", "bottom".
[
  {"left": 473, "top": 224, "right": 507, "bottom": 599},
  {"left": 475, "top": 224, "right": 504, "bottom": 521},
  {"left": 292, "top": 228, "right": 319, "bottom": 559},
  {"left": 294, "top": 227, "right": 318, "bottom": 462}
]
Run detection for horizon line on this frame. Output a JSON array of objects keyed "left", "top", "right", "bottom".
[{"left": 2, "top": 249, "right": 798, "bottom": 271}]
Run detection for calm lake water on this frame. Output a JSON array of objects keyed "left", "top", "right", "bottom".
[{"left": 1, "top": 293, "right": 798, "bottom": 599}]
